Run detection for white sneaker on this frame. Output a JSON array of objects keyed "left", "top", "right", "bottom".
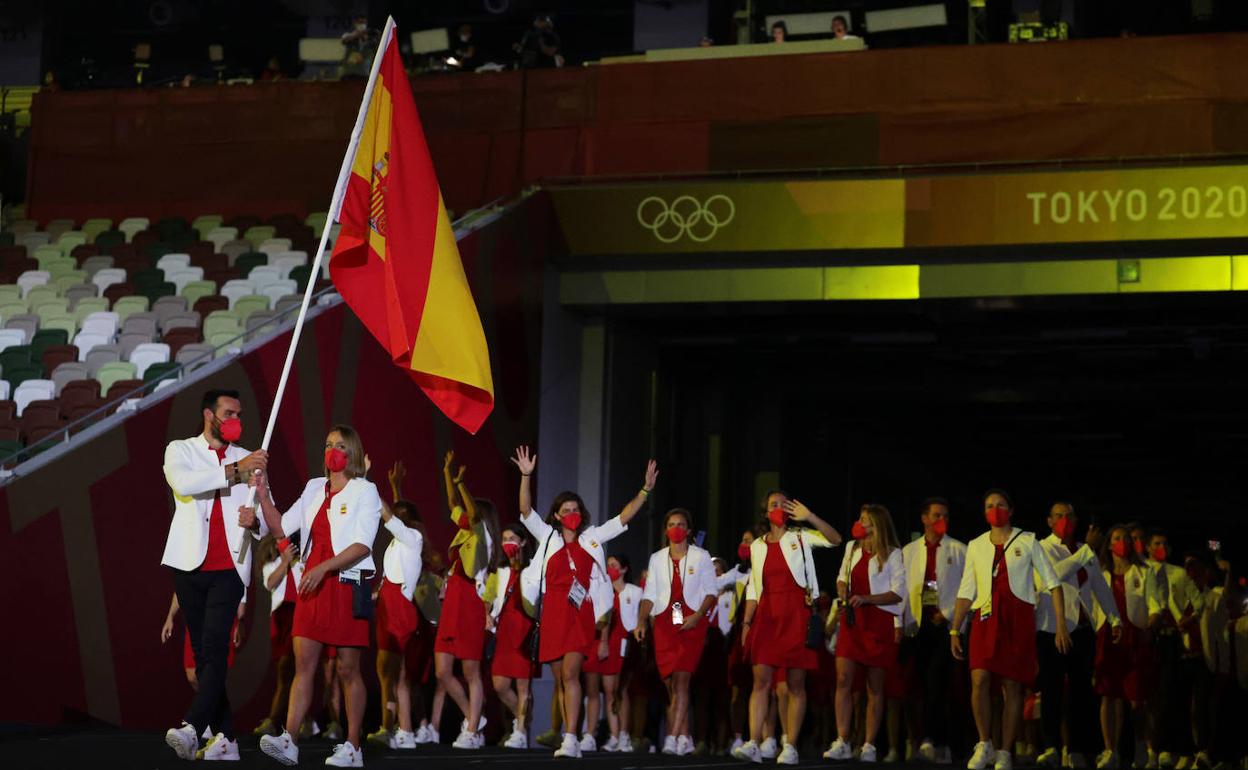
[
  {"left": 198, "top": 732, "right": 240, "bottom": 761},
  {"left": 415, "top": 724, "right": 438, "bottom": 745},
  {"left": 969, "top": 741, "right": 998, "bottom": 770},
  {"left": 203, "top": 725, "right": 215, "bottom": 741},
  {"left": 555, "top": 733, "right": 582, "bottom": 758},
  {"left": 996, "top": 751, "right": 1014, "bottom": 770},
  {"left": 677, "top": 736, "right": 694, "bottom": 756},
  {"left": 663, "top": 735, "right": 679, "bottom": 755},
  {"left": 921, "top": 742, "right": 938, "bottom": 763},
  {"left": 259, "top": 731, "right": 299, "bottom": 766},
  {"left": 505, "top": 728, "right": 529, "bottom": 750},
  {"left": 461, "top": 716, "right": 488, "bottom": 733},
  {"left": 325, "top": 742, "right": 363, "bottom": 767},
  {"left": 391, "top": 729, "right": 415, "bottom": 749},
  {"left": 453, "top": 730, "right": 481, "bottom": 750},
  {"left": 1040, "top": 749, "right": 1063, "bottom": 767},
  {"left": 580, "top": 734, "right": 598, "bottom": 752},
  {"left": 761, "top": 737, "right": 779, "bottom": 759},
  {"left": 603, "top": 735, "right": 620, "bottom": 752},
  {"left": 825, "top": 738, "right": 854, "bottom": 760},
  {"left": 618, "top": 733, "right": 634, "bottom": 753},
  {"left": 861, "top": 744, "right": 878, "bottom": 763},
  {"left": 166, "top": 723, "right": 199, "bottom": 761},
  {"left": 733, "top": 740, "right": 763, "bottom": 763},
  {"left": 1099, "top": 751, "right": 1121, "bottom": 769},
  {"left": 777, "top": 743, "right": 800, "bottom": 764},
  {"left": 731, "top": 736, "right": 745, "bottom": 754}
]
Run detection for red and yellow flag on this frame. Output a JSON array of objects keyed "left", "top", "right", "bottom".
[{"left": 329, "top": 23, "right": 493, "bottom": 434}]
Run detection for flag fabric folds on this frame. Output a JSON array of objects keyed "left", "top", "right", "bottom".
[{"left": 329, "top": 23, "right": 494, "bottom": 434}]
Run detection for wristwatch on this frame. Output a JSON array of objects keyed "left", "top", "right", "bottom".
[{"left": 949, "top": 628, "right": 961, "bottom": 637}]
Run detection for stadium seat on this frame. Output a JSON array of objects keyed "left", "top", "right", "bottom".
[
  {"left": 140, "top": 282, "right": 176, "bottom": 303},
  {"left": 132, "top": 267, "right": 164, "bottom": 289},
  {"left": 189, "top": 254, "right": 227, "bottom": 274},
  {"left": 45, "top": 219, "right": 75, "bottom": 239},
  {"left": 192, "top": 215, "right": 223, "bottom": 237},
  {"left": 0, "top": 301, "right": 22, "bottom": 326},
  {"left": 21, "top": 399, "right": 62, "bottom": 436},
  {"left": 117, "top": 218, "right": 149, "bottom": 243},
  {"left": 92, "top": 268, "right": 127, "bottom": 294},
  {"left": 41, "top": 316, "right": 76, "bottom": 340},
  {"left": 70, "top": 244, "right": 101, "bottom": 263},
  {"left": 64, "top": 401, "right": 103, "bottom": 427},
  {"left": 57, "top": 232, "right": 87, "bottom": 257},
  {"left": 165, "top": 267, "right": 204, "bottom": 294},
  {"left": 0, "top": 438, "right": 24, "bottom": 465},
  {"left": 193, "top": 295, "right": 229, "bottom": 317},
  {"left": 205, "top": 268, "right": 239, "bottom": 286},
  {"left": 144, "top": 361, "right": 180, "bottom": 385},
  {"left": 220, "top": 280, "right": 255, "bottom": 308},
  {"left": 160, "top": 311, "right": 200, "bottom": 336},
  {"left": 93, "top": 231, "right": 126, "bottom": 252},
  {"left": 102, "top": 282, "right": 137, "bottom": 306},
  {"left": 122, "top": 313, "right": 158, "bottom": 338},
  {"left": 96, "top": 362, "right": 137, "bottom": 395},
  {"left": 5, "top": 315, "right": 39, "bottom": 344},
  {"left": 289, "top": 265, "right": 313, "bottom": 291},
  {"left": 0, "top": 344, "right": 31, "bottom": 372},
  {"left": 81, "top": 311, "right": 119, "bottom": 338},
  {"left": 203, "top": 310, "right": 241, "bottom": 340},
  {"left": 205, "top": 227, "right": 238, "bottom": 252},
  {"left": 234, "top": 252, "right": 267, "bottom": 278},
  {"left": 0, "top": 232, "right": 13, "bottom": 248},
  {"left": 144, "top": 242, "right": 176, "bottom": 262},
  {"left": 31, "top": 328, "right": 69, "bottom": 361},
  {"left": 151, "top": 295, "right": 188, "bottom": 322},
  {"left": 233, "top": 295, "right": 270, "bottom": 322},
  {"left": 63, "top": 283, "right": 99, "bottom": 307},
  {"left": 246, "top": 310, "right": 279, "bottom": 340},
  {"left": 128, "top": 342, "right": 170, "bottom": 378},
  {"left": 73, "top": 332, "right": 110, "bottom": 361},
  {"left": 18, "top": 232, "right": 50, "bottom": 249},
  {"left": 156, "top": 253, "right": 191, "bottom": 274},
  {"left": 45, "top": 257, "right": 78, "bottom": 278},
  {"left": 53, "top": 273, "right": 88, "bottom": 296},
  {"left": 84, "top": 344, "right": 121, "bottom": 375},
  {"left": 41, "top": 344, "right": 78, "bottom": 378},
  {"left": 52, "top": 363, "right": 93, "bottom": 396},
  {"left": 26, "top": 285, "right": 60, "bottom": 308},
  {"left": 181, "top": 279, "right": 218, "bottom": 307},
  {"left": 261, "top": 281, "right": 298, "bottom": 308},
  {"left": 105, "top": 378, "right": 145, "bottom": 404},
  {"left": 0, "top": 394, "right": 10, "bottom": 416},
  {"left": 111, "top": 296, "right": 149, "bottom": 321},
  {"left": 273, "top": 295, "right": 302, "bottom": 316},
  {"left": 305, "top": 211, "right": 329, "bottom": 232},
  {"left": 17, "top": 270, "right": 50, "bottom": 297},
  {"left": 271, "top": 251, "right": 309, "bottom": 279},
  {"left": 184, "top": 241, "right": 214, "bottom": 261},
  {"left": 6, "top": 362, "right": 43, "bottom": 391},
  {"left": 0, "top": 328, "right": 26, "bottom": 352},
  {"left": 258, "top": 237, "right": 293, "bottom": 256},
  {"left": 117, "top": 332, "right": 152, "bottom": 360},
  {"left": 0, "top": 285, "right": 21, "bottom": 304},
  {"left": 163, "top": 326, "right": 201, "bottom": 358},
  {"left": 221, "top": 240, "right": 252, "bottom": 263},
  {"left": 79, "top": 255, "right": 115, "bottom": 277},
  {"left": 243, "top": 225, "right": 276, "bottom": 246},
  {"left": 34, "top": 245, "right": 62, "bottom": 265},
  {"left": 175, "top": 343, "right": 214, "bottom": 368},
  {"left": 72, "top": 298, "right": 110, "bottom": 325},
  {"left": 247, "top": 265, "right": 283, "bottom": 292},
  {"left": 31, "top": 296, "right": 69, "bottom": 318},
  {"left": 0, "top": 425, "right": 16, "bottom": 444},
  {"left": 13, "top": 379, "right": 54, "bottom": 416},
  {"left": 208, "top": 331, "right": 241, "bottom": 354},
  {"left": 82, "top": 218, "right": 113, "bottom": 241}
]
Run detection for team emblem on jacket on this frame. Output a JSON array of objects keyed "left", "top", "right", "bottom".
[
  {"left": 688, "top": 567, "right": 695, "bottom": 574},
  {"left": 340, "top": 504, "right": 348, "bottom": 515},
  {"left": 790, "top": 542, "right": 798, "bottom": 550},
  {"left": 1014, "top": 548, "right": 1021, "bottom": 557},
  {"left": 590, "top": 541, "right": 598, "bottom": 548}
]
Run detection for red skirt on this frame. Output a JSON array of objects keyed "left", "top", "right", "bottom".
[
  {"left": 291, "top": 573, "right": 369, "bottom": 648},
  {"left": 584, "top": 615, "right": 628, "bottom": 676},
  {"left": 968, "top": 595, "right": 1037, "bottom": 685},
  {"left": 376, "top": 579, "right": 419, "bottom": 653},
  {"left": 750, "top": 587, "right": 818, "bottom": 670},
  {"left": 1094, "top": 623, "right": 1152, "bottom": 702},
  {"left": 269, "top": 604, "right": 296, "bottom": 661},
  {"left": 435, "top": 572, "right": 486, "bottom": 660},
  {"left": 653, "top": 608, "right": 709, "bottom": 679},
  {"left": 836, "top": 605, "right": 899, "bottom": 669},
  {"left": 406, "top": 608, "right": 436, "bottom": 684},
  {"left": 493, "top": 593, "right": 538, "bottom": 680}
]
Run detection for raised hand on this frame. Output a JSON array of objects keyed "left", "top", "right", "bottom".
[
  {"left": 511, "top": 445, "right": 537, "bottom": 476},
  {"left": 443, "top": 451, "right": 455, "bottom": 472},
  {"left": 782, "top": 499, "right": 813, "bottom": 522},
  {"left": 643, "top": 459, "right": 659, "bottom": 490},
  {"left": 388, "top": 460, "right": 406, "bottom": 492},
  {"left": 454, "top": 465, "right": 467, "bottom": 485}
]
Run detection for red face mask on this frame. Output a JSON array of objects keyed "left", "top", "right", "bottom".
[
  {"left": 1110, "top": 541, "right": 1130, "bottom": 559},
  {"left": 607, "top": 566, "right": 622, "bottom": 582},
  {"left": 1150, "top": 545, "right": 1167, "bottom": 562},
  {"left": 851, "top": 521, "right": 868, "bottom": 540},
  {"left": 218, "top": 417, "right": 242, "bottom": 443},
  {"left": 931, "top": 518, "right": 948, "bottom": 537},
  {"left": 737, "top": 542, "right": 752, "bottom": 561},
  {"left": 639, "top": 577, "right": 646, "bottom": 590},
  {"left": 667, "top": 526, "right": 688, "bottom": 544},
  {"left": 767, "top": 507, "right": 787, "bottom": 527},
  {"left": 560, "top": 512, "right": 582, "bottom": 531},
  {"left": 502, "top": 542, "right": 521, "bottom": 559},
  {"left": 1053, "top": 517, "right": 1076, "bottom": 541},
  {"left": 325, "top": 447, "right": 348, "bottom": 473},
  {"left": 986, "top": 505, "right": 1010, "bottom": 527},
  {"left": 1133, "top": 540, "right": 1146, "bottom": 555}
]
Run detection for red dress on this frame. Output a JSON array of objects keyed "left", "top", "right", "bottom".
[
  {"left": 292, "top": 486, "right": 370, "bottom": 647},
  {"left": 1094, "top": 572, "right": 1153, "bottom": 701},
  {"left": 492, "top": 570, "right": 538, "bottom": 680},
  {"left": 270, "top": 568, "right": 298, "bottom": 660},
  {"left": 969, "top": 543, "right": 1036, "bottom": 685},
  {"left": 585, "top": 590, "right": 628, "bottom": 675},
  {"left": 652, "top": 555, "right": 710, "bottom": 679},
  {"left": 376, "top": 578, "right": 419, "bottom": 652},
  {"left": 836, "top": 550, "right": 899, "bottom": 669},
  {"left": 751, "top": 540, "right": 818, "bottom": 670},
  {"left": 435, "top": 555, "right": 487, "bottom": 660},
  {"left": 538, "top": 540, "right": 597, "bottom": 663}
]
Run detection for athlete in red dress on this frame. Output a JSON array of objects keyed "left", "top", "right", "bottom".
[
  {"left": 583, "top": 554, "right": 641, "bottom": 752},
  {"left": 1094, "top": 526, "right": 1153, "bottom": 768},
  {"left": 489, "top": 524, "right": 538, "bottom": 750}
]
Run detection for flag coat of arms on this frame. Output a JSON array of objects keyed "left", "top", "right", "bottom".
[{"left": 329, "top": 19, "right": 494, "bottom": 434}]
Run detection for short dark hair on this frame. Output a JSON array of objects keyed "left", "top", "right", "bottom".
[
  {"left": 832, "top": 15, "right": 849, "bottom": 28},
  {"left": 1050, "top": 500, "right": 1076, "bottom": 516},
  {"left": 548, "top": 491, "right": 590, "bottom": 534},
  {"left": 201, "top": 389, "right": 240, "bottom": 414},
  {"left": 609, "top": 552, "right": 631, "bottom": 573},
  {"left": 919, "top": 497, "right": 949, "bottom": 517},
  {"left": 759, "top": 488, "right": 788, "bottom": 513},
  {"left": 771, "top": 20, "right": 787, "bottom": 33},
  {"left": 983, "top": 488, "right": 1014, "bottom": 510},
  {"left": 392, "top": 500, "right": 421, "bottom": 528}
]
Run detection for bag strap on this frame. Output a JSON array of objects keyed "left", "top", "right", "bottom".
[
  {"left": 797, "top": 530, "right": 814, "bottom": 606},
  {"left": 533, "top": 530, "right": 555, "bottom": 622}
]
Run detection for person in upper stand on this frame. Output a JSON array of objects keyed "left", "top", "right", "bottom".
[
  {"left": 510, "top": 444, "right": 659, "bottom": 759},
  {"left": 1034, "top": 502, "right": 1121, "bottom": 769},
  {"left": 635, "top": 508, "right": 718, "bottom": 756},
  {"left": 255, "top": 426, "right": 382, "bottom": 769},
  {"left": 732, "top": 490, "right": 843, "bottom": 765},
  {"left": 487, "top": 522, "right": 538, "bottom": 750},
  {"left": 583, "top": 553, "right": 642, "bottom": 753},
  {"left": 951, "top": 489, "right": 1069, "bottom": 770},
  {"left": 824, "top": 503, "right": 905, "bottom": 763}
]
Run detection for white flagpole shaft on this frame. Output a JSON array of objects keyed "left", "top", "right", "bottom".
[{"left": 238, "top": 17, "right": 399, "bottom": 537}]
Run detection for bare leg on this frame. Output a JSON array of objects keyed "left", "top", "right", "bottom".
[
  {"left": 604, "top": 675, "right": 620, "bottom": 738},
  {"left": 336, "top": 647, "right": 367, "bottom": 748},
  {"left": 561, "top": 653, "right": 586, "bottom": 739},
  {"left": 863, "top": 666, "right": 884, "bottom": 746},
  {"left": 268, "top": 654, "right": 295, "bottom": 725},
  {"left": 377, "top": 650, "right": 400, "bottom": 732},
  {"left": 785, "top": 669, "right": 807, "bottom": 746},
  {"left": 434, "top": 652, "right": 472, "bottom": 730},
  {"left": 836, "top": 657, "right": 858, "bottom": 740},
  {"left": 285, "top": 637, "right": 325, "bottom": 741},
  {"left": 673, "top": 671, "right": 693, "bottom": 736},
  {"left": 430, "top": 681, "right": 447, "bottom": 733},
  {"left": 748, "top": 665, "right": 775, "bottom": 743},
  {"left": 516, "top": 678, "right": 531, "bottom": 729},
  {"left": 494, "top": 675, "right": 520, "bottom": 718},
  {"left": 970, "top": 669, "right": 993, "bottom": 743},
  {"left": 1002, "top": 678, "right": 1024, "bottom": 753},
  {"left": 585, "top": 672, "right": 603, "bottom": 739},
  {"left": 396, "top": 657, "right": 412, "bottom": 733},
  {"left": 462, "top": 659, "right": 484, "bottom": 732}
]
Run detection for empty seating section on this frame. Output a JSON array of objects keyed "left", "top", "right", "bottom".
[{"left": 0, "top": 209, "right": 333, "bottom": 461}]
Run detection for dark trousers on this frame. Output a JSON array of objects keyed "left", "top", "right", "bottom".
[
  {"left": 1152, "top": 632, "right": 1190, "bottom": 755},
  {"left": 1036, "top": 625, "right": 1098, "bottom": 756},
  {"left": 1186, "top": 656, "right": 1216, "bottom": 756},
  {"left": 904, "top": 619, "right": 955, "bottom": 747},
  {"left": 172, "top": 566, "right": 244, "bottom": 740}
]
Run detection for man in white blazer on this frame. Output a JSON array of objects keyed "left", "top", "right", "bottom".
[
  {"left": 900, "top": 497, "right": 967, "bottom": 764},
  {"left": 161, "top": 389, "right": 268, "bottom": 761}
]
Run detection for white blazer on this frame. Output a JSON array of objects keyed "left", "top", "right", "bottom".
[
  {"left": 279, "top": 477, "right": 382, "bottom": 574},
  {"left": 837, "top": 542, "right": 906, "bottom": 616},
  {"left": 1149, "top": 560, "right": 1206, "bottom": 624},
  {"left": 1093, "top": 564, "right": 1160, "bottom": 630},
  {"left": 616, "top": 583, "right": 644, "bottom": 632},
  {"left": 488, "top": 565, "right": 518, "bottom": 619},
  {"left": 641, "top": 544, "right": 718, "bottom": 618},
  {"left": 519, "top": 508, "right": 628, "bottom": 623},
  {"left": 957, "top": 528, "right": 1061, "bottom": 610},
  {"left": 261, "top": 556, "right": 304, "bottom": 614},
  {"left": 161, "top": 434, "right": 267, "bottom": 586},
  {"left": 901, "top": 535, "right": 967, "bottom": 627},
  {"left": 745, "top": 528, "right": 836, "bottom": 602},
  {"left": 382, "top": 517, "right": 424, "bottom": 601},
  {"left": 1034, "top": 534, "right": 1120, "bottom": 633}
]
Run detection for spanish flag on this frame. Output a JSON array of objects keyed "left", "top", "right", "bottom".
[{"left": 328, "top": 18, "right": 494, "bottom": 434}]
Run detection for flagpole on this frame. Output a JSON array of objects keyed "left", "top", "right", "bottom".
[{"left": 238, "top": 17, "right": 397, "bottom": 560}]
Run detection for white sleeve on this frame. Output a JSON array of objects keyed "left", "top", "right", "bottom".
[
  {"left": 351, "top": 482, "right": 382, "bottom": 555},
  {"left": 521, "top": 507, "right": 553, "bottom": 541},
  {"left": 837, "top": 544, "right": 854, "bottom": 585},
  {"left": 385, "top": 517, "right": 424, "bottom": 550},
  {"left": 957, "top": 546, "right": 978, "bottom": 602},
  {"left": 1032, "top": 537, "right": 1062, "bottom": 593},
  {"left": 887, "top": 549, "right": 906, "bottom": 599},
  {"left": 716, "top": 565, "right": 744, "bottom": 592},
  {"left": 279, "top": 486, "right": 308, "bottom": 540},
  {"left": 641, "top": 553, "right": 657, "bottom": 606},
  {"left": 697, "top": 552, "right": 717, "bottom": 606},
  {"left": 1088, "top": 567, "right": 1121, "bottom": 625},
  {"left": 163, "top": 441, "right": 228, "bottom": 498}
]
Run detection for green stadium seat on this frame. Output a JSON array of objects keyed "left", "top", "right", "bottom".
[
  {"left": 234, "top": 252, "right": 267, "bottom": 278},
  {"left": 143, "top": 361, "right": 180, "bottom": 384},
  {"left": 95, "top": 361, "right": 137, "bottom": 395},
  {"left": 140, "top": 282, "right": 176, "bottom": 303},
  {"left": 5, "top": 362, "right": 43, "bottom": 389},
  {"left": 111, "top": 296, "right": 149, "bottom": 321}
]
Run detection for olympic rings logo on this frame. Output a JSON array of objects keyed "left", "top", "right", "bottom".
[{"left": 635, "top": 194, "right": 735, "bottom": 243}]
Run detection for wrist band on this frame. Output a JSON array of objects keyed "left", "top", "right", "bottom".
[{"left": 640, "top": 487, "right": 652, "bottom": 495}]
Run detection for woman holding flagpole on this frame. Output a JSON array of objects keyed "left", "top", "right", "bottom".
[{"left": 510, "top": 445, "right": 658, "bottom": 759}]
